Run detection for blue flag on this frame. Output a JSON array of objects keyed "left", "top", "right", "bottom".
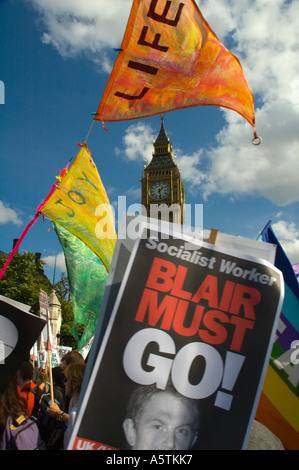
[
  {"left": 256, "top": 221, "right": 299, "bottom": 449},
  {"left": 259, "top": 221, "right": 299, "bottom": 300}
]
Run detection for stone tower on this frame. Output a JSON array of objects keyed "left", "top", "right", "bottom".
[
  {"left": 48, "top": 289, "right": 62, "bottom": 346},
  {"left": 141, "top": 117, "right": 185, "bottom": 224}
]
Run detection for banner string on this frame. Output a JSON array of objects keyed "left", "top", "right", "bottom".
[
  {"left": 0, "top": 161, "right": 71, "bottom": 282},
  {"left": 84, "top": 119, "right": 95, "bottom": 144},
  {"left": 0, "top": 113, "right": 104, "bottom": 282}
]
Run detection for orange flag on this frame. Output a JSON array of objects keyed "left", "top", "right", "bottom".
[{"left": 95, "top": 0, "right": 257, "bottom": 137}]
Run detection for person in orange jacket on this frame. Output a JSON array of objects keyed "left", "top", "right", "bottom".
[{"left": 17, "top": 361, "right": 38, "bottom": 418}]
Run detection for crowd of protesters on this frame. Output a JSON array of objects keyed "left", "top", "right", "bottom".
[
  {"left": 0, "top": 349, "right": 285, "bottom": 451},
  {"left": 0, "top": 350, "right": 86, "bottom": 450}
]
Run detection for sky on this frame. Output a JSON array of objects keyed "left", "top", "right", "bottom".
[{"left": 0, "top": 0, "right": 299, "bottom": 283}]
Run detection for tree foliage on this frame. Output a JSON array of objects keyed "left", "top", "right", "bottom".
[
  {"left": 0, "top": 252, "right": 52, "bottom": 315},
  {"left": 0, "top": 251, "right": 80, "bottom": 347}
]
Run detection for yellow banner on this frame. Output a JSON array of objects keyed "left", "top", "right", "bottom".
[
  {"left": 95, "top": 0, "right": 256, "bottom": 132},
  {"left": 41, "top": 145, "right": 116, "bottom": 271}
]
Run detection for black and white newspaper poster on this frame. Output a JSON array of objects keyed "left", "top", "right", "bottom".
[
  {"left": 0, "top": 295, "right": 46, "bottom": 394},
  {"left": 68, "top": 225, "right": 284, "bottom": 450}
]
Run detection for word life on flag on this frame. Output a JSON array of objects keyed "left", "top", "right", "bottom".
[{"left": 95, "top": 0, "right": 257, "bottom": 138}]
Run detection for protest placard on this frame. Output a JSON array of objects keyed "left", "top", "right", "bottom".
[
  {"left": 37, "top": 345, "right": 72, "bottom": 367},
  {"left": 0, "top": 295, "right": 46, "bottom": 394},
  {"left": 79, "top": 214, "right": 277, "bottom": 391},
  {"left": 69, "top": 219, "right": 283, "bottom": 450},
  {"left": 37, "top": 348, "right": 60, "bottom": 368}
]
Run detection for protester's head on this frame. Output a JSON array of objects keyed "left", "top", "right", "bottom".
[
  {"left": 17, "top": 361, "right": 34, "bottom": 387},
  {"left": 61, "top": 350, "right": 85, "bottom": 374},
  {"left": 36, "top": 366, "right": 49, "bottom": 386},
  {"left": 122, "top": 383, "right": 199, "bottom": 450},
  {"left": 64, "top": 363, "right": 86, "bottom": 399},
  {"left": 52, "top": 366, "right": 65, "bottom": 386},
  {"left": 0, "top": 375, "right": 26, "bottom": 435}
]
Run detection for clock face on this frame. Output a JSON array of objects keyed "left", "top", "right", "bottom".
[{"left": 150, "top": 181, "right": 170, "bottom": 200}]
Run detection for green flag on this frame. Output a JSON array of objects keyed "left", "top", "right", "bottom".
[{"left": 54, "top": 222, "right": 108, "bottom": 350}]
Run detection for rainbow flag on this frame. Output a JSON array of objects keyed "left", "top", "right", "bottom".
[{"left": 256, "top": 221, "right": 299, "bottom": 449}]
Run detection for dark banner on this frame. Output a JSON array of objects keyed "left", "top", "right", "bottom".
[
  {"left": 69, "top": 226, "right": 283, "bottom": 450},
  {"left": 0, "top": 296, "right": 46, "bottom": 394}
]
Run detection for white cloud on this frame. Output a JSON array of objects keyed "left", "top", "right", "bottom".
[
  {"left": 0, "top": 201, "right": 22, "bottom": 226},
  {"left": 42, "top": 251, "right": 66, "bottom": 273},
  {"left": 126, "top": 186, "right": 141, "bottom": 200},
  {"left": 273, "top": 220, "right": 299, "bottom": 241},
  {"left": 197, "top": 0, "right": 299, "bottom": 206},
  {"left": 271, "top": 220, "right": 299, "bottom": 264},
  {"left": 116, "top": 122, "right": 154, "bottom": 162},
  {"left": 30, "top": 0, "right": 132, "bottom": 69},
  {"left": 201, "top": 100, "right": 299, "bottom": 205},
  {"left": 176, "top": 151, "right": 205, "bottom": 192}
]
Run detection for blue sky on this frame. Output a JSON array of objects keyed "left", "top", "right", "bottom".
[{"left": 1, "top": 0, "right": 298, "bottom": 283}]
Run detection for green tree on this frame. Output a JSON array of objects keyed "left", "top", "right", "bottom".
[
  {"left": 0, "top": 252, "right": 85, "bottom": 348},
  {"left": 0, "top": 251, "right": 52, "bottom": 315}
]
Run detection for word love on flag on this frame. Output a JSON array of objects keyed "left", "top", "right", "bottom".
[{"left": 95, "top": 0, "right": 257, "bottom": 138}]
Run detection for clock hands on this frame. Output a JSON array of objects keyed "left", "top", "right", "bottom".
[{"left": 150, "top": 182, "right": 170, "bottom": 200}]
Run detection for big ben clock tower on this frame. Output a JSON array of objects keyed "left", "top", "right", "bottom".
[{"left": 141, "top": 117, "right": 185, "bottom": 224}]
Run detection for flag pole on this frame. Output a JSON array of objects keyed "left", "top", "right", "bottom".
[
  {"left": 46, "top": 295, "right": 55, "bottom": 404},
  {"left": 48, "top": 350, "right": 54, "bottom": 404}
]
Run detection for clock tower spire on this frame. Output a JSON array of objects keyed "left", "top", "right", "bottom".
[{"left": 141, "top": 117, "right": 185, "bottom": 224}]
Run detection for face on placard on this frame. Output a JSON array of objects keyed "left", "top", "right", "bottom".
[{"left": 123, "top": 391, "right": 198, "bottom": 450}]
